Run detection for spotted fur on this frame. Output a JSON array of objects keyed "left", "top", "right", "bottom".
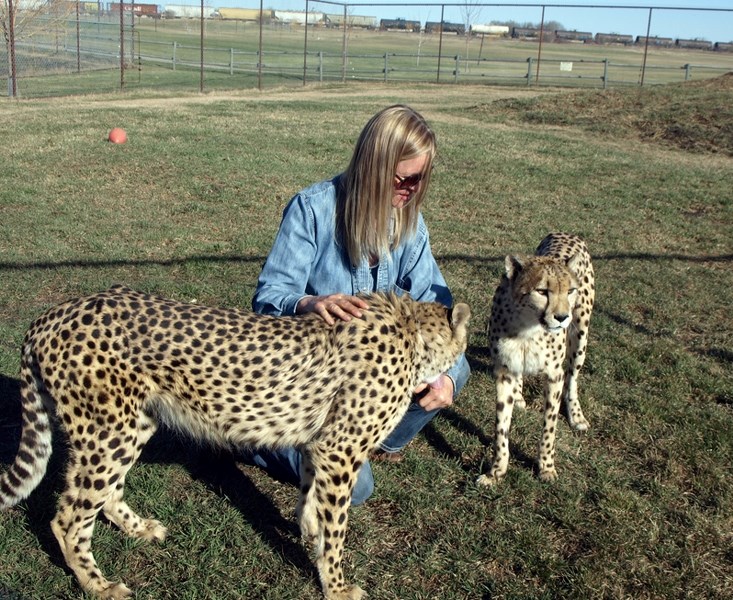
[
  {"left": 0, "top": 285, "right": 470, "bottom": 600},
  {"left": 477, "top": 233, "right": 594, "bottom": 485}
]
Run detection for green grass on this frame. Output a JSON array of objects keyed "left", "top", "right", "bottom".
[{"left": 1, "top": 79, "right": 732, "bottom": 599}]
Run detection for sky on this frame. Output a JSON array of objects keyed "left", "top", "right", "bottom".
[{"left": 199, "top": 1, "right": 733, "bottom": 43}]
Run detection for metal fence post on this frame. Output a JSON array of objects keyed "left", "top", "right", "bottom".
[
  {"left": 436, "top": 3, "right": 445, "bottom": 83},
  {"left": 526, "top": 57, "right": 533, "bottom": 86},
  {"left": 341, "top": 4, "right": 347, "bottom": 83},
  {"left": 230, "top": 48, "right": 234, "bottom": 75},
  {"left": 603, "top": 58, "right": 609, "bottom": 89},
  {"left": 684, "top": 63, "right": 692, "bottom": 81},
  {"left": 7, "top": 0, "right": 18, "bottom": 97},
  {"left": 319, "top": 51, "right": 323, "bottom": 82},
  {"left": 172, "top": 41, "right": 177, "bottom": 71},
  {"left": 119, "top": 0, "right": 125, "bottom": 88},
  {"left": 384, "top": 53, "right": 388, "bottom": 82},
  {"left": 454, "top": 55, "right": 459, "bottom": 83}
]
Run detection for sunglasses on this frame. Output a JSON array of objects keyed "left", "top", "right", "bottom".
[{"left": 394, "top": 171, "right": 426, "bottom": 191}]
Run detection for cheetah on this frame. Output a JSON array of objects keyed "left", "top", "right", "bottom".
[
  {"left": 477, "top": 233, "right": 594, "bottom": 485},
  {"left": 0, "top": 285, "right": 470, "bottom": 600}
]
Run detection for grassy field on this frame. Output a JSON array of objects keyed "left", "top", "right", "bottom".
[
  {"left": 0, "top": 77, "right": 732, "bottom": 599},
  {"left": 11, "top": 17, "right": 733, "bottom": 98}
]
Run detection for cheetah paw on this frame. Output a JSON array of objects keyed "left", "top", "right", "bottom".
[
  {"left": 99, "top": 581, "right": 133, "bottom": 600},
  {"left": 476, "top": 472, "right": 503, "bottom": 487},
  {"left": 538, "top": 468, "right": 558, "bottom": 483},
  {"left": 570, "top": 417, "right": 590, "bottom": 432},
  {"left": 138, "top": 519, "right": 168, "bottom": 542},
  {"left": 325, "top": 584, "right": 365, "bottom": 600}
]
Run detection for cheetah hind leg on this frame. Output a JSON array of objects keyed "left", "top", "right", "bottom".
[
  {"left": 51, "top": 469, "right": 135, "bottom": 600},
  {"left": 102, "top": 479, "right": 168, "bottom": 543},
  {"left": 101, "top": 411, "right": 167, "bottom": 542}
]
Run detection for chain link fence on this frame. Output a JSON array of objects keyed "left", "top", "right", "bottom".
[{"left": 2, "top": 1, "right": 732, "bottom": 98}]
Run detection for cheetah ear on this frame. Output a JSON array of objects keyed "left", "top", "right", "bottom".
[
  {"left": 566, "top": 252, "right": 582, "bottom": 278},
  {"left": 450, "top": 303, "right": 471, "bottom": 330},
  {"left": 505, "top": 255, "right": 524, "bottom": 280}
]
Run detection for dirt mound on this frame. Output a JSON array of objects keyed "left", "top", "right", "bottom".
[
  {"left": 474, "top": 74, "right": 733, "bottom": 156},
  {"left": 683, "top": 71, "right": 733, "bottom": 90}
]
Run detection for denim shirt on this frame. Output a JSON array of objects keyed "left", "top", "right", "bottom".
[{"left": 252, "top": 175, "right": 470, "bottom": 394}]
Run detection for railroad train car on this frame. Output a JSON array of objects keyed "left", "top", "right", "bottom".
[
  {"left": 675, "top": 38, "right": 713, "bottom": 51},
  {"left": 274, "top": 10, "right": 325, "bottom": 26},
  {"left": 80, "top": 2, "right": 104, "bottom": 13},
  {"left": 512, "top": 26, "right": 540, "bottom": 38},
  {"left": 162, "top": 4, "right": 213, "bottom": 18},
  {"left": 635, "top": 35, "right": 674, "bottom": 47},
  {"left": 511, "top": 26, "right": 553, "bottom": 40},
  {"left": 714, "top": 42, "right": 733, "bottom": 52},
  {"left": 555, "top": 29, "right": 593, "bottom": 42},
  {"left": 325, "top": 13, "right": 377, "bottom": 29},
  {"left": 110, "top": 2, "right": 161, "bottom": 17},
  {"left": 380, "top": 18, "right": 420, "bottom": 33},
  {"left": 424, "top": 21, "right": 465, "bottom": 35},
  {"left": 470, "top": 24, "right": 509, "bottom": 36},
  {"left": 594, "top": 33, "right": 634, "bottom": 45},
  {"left": 213, "top": 8, "right": 275, "bottom": 22}
]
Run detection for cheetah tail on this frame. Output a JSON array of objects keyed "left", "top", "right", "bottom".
[{"left": 0, "top": 345, "right": 54, "bottom": 510}]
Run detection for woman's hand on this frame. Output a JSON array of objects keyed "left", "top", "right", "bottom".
[
  {"left": 413, "top": 374, "right": 454, "bottom": 412},
  {"left": 297, "top": 294, "right": 370, "bottom": 325}
]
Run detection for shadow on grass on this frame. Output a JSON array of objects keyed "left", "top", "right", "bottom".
[
  {"left": 0, "top": 374, "right": 73, "bottom": 584},
  {"left": 0, "top": 587, "right": 30, "bottom": 600},
  {"left": 421, "top": 407, "right": 536, "bottom": 479},
  {"left": 0, "top": 373, "right": 317, "bottom": 591},
  {"left": 140, "top": 433, "right": 317, "bottom": 581},
  {"left": 1, "top": 250, "right": 731, "bottom": 272}
]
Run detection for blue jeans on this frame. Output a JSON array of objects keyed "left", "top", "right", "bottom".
[
  {"left": 245, "top": 357, "right": 471, "bottom": 505},
  {"left": 244, "top": 401, "right": 443, "bottom": 505}
]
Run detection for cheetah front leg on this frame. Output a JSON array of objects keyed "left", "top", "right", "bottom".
[
  {"left": 296, "top": 449, "right": 321, "bottom": 553},
  {"left": 306, "top": 445, "right": 366, "bottom": 600},
  {"left": 563, "top": 327, "right": 590, "bottom": 431},
  {"left": 538, "top": 373, "right": 564, "bottom": 482},
  {"left": 477, "top": 369, "right": 522, "bottom": 486}
]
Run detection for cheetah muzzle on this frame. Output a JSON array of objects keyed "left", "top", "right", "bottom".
[
  {"left": 477, "top": 233, "right": 595, "bottom": 485},
  {"left": 0, "top": 286, "right": 470, "bottom": 600}
]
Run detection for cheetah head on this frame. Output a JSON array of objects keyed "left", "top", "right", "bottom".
[
  {"left": 505, "top": 253, "right": 580, "bottom": 332},
  {"left": 410, "top": 299, "right": 471, "bottom": 385}
]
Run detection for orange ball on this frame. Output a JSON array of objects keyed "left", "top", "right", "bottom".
[{"left": 108, "top": 127, "right": 127, "bottom": 144}]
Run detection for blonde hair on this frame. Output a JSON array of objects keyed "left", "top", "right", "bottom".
[{"left": 338, "top": 105, "right": 436, "bottom": 267}]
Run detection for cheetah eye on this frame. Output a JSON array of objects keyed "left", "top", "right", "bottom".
[
  {"left": 536, "top": 289, "right": 549, "bottom": 297},
  {"left": 568, "top": 288, "right": 578, "bottom": 295}
]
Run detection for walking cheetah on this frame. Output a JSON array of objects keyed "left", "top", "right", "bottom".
[
  {"left": 477, "top": 233, "right": 594, "bottom": 485},
  {"left": 0, "top": 285, "right": 470, "bottom": 600}
]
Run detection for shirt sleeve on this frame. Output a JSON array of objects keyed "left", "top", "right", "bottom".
[
  {"left": 396, "top": 215, "right": 453, "bottom": 307},
  {"left": 252, "top": 193, "right": 316, "bottom": 316}
]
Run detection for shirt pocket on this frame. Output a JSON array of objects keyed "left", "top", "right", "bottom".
[{"left": 395, "top": 278, "right": 412, "bottom": 296}]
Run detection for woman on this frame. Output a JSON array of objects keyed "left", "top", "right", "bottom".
[{"left": 248, "top": 105, "right": 470, "bottom": 504}]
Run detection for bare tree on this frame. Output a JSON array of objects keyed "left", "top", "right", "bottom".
[
  {"left": 2, "top": 0, "right": 74, "bottom": 45},
  {"left": 459, "top": 0, "right": 482, "bottom": 69},
  {"left": 2, "top": 0, "right": 76, "bottom": 95}
]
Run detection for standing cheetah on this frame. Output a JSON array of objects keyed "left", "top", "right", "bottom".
[
  {"left": 477, "top": 233, "right": 594, "bottom": 485},
  {"left": 0, "top": 285, "right": 470, "bottom": 600}
]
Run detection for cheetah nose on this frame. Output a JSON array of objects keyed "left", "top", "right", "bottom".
[{"left": 556, "top": 314, "right": 570, "bottom": 325}]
